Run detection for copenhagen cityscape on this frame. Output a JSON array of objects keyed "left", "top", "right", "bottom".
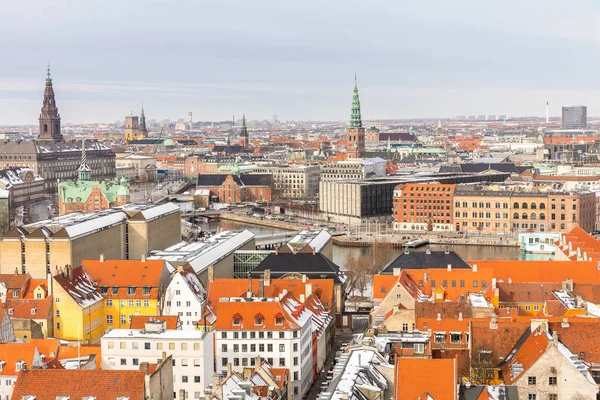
[{"left": 2, "top": 1, "right": 600, "bottom": 400}]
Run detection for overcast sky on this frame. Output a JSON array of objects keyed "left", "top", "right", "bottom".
[{"left": 2, "top": 0, "right": 600, "bottom": 125}]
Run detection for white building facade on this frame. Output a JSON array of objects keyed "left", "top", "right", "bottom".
[
  {"left": 101, "top": 320, "right": 214, "bottom": 400},
  {"left": 214, "top": 295, "right": 314, "bottom": 399},
  {"left": 163, "top": 266, "right": 208, "bottom": 330}
]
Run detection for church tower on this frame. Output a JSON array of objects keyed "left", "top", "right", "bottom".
[
  {"left": 139, "top": 103, "right": 148, "bottom": 138},
  {"left": 346, "top": 75, "right": 365, "bottom": 158},
  {"left": 38, "top": 65, "right": 63, "bottom": 142},
  {"left": 240, "top": 114, "right": 249, "bottom": 148}
]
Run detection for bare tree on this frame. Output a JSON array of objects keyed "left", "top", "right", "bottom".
[{"left": 344, "top": 254, "right": 371, "bottom": 297}]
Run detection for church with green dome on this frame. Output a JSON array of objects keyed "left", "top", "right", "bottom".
[{"left": 58, "top": 141, "right": 131, "bottom": 215}]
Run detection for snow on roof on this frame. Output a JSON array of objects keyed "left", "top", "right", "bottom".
[
  {"left": 194, "top": 189, "right": 210, "bottom": 196},
  {"left": 27, "top": 210, "right": 128, "bottom": 239},
  {"left": 288, "top": 230, "right": 331, "bottom": 252},
  {"left": 139, "top": 202, "right": 180, "bottom": 221},
  {"left": 149, "top": 230, "right": 255, "bottom": 274},
  {"left": 329, "top": 349, "right": 390, "bottom": 399},
  {"left": 554, "top": 333, "right": 595, "bottom": 384},
  {"left": 469, "top": 293, "right": 494, "bottom": 308}
]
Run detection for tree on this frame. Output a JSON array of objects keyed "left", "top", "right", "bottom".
[{"left": 344, "top": 254, "right": 371, "bottom": 297}]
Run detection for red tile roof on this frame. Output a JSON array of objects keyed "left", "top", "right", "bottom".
[
  {"left": 2, "top": 296, "right": 52, "bottom": 319},
  {"left": 500, "top": 327, "right": 549, "bottom": 385},
  {"left": 82, "top": 259, "right": 167, "bottom": 299},
  {"left": 395, "top": 358, "right": 457, "bottom": 400},
  {"left": 470, "top": 260, "right": 600, "bottom": 283},
  {"left": 53, "top": 266, "right": 103, "bottom": 308},
  {"left": 0, "top": 273, "right": 30, "bottom": 297},
  {"left": 10, "top": 369, "right": 147, "bottom": 400},
  {"left": 0, "top": 343, "right": 39, "bottom": 376}
]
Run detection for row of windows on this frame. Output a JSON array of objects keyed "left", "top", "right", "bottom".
[
  {"left": 527, "top": 376, "right": 557, "bottom": 386},
  {"left": 433, "top": 332, "right": 466, "bottom": 344},
  {"left": 220, "top": 330, "right": 298, "bottom": 339},
  {"left": 106, "top": 299, "right": 150, "bottom": 307},
  {"left": 221, "top": 343, "right": 298, "bottom": 353},
  {"left": 106, "top": 341, "right": 202, "bottom": 351},
  {"left": 409, "top": 186, "right": 451, "bottom": 192},
  {"left": 417, "top": 279, "right": 487, "bottom": 288},
  {"left": 221, "top": 356, "right": 297, "bottom": 368},
  {"left": 100, "top": 286, "right": 152, "bottom": 296}
]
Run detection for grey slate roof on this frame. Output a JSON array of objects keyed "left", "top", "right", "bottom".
[
  {"left": 380, "top": 250, "right": 471, "bottom": 274},
  {"left": 250, "top": 253, "right": 344, "bottom": 284}
]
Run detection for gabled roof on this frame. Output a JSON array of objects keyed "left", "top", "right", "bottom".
[
  {"left": 10, "top": 369, "right": 147, "bottom": 400},
  {"left": 0, "top": 343, "right": 39, "bottom": 376},
  {"left": 251, "top": 253, "right": 344, "bottom": 284},
  {"left": 53, "top": 266, "right": 103, "bottom": 308},
  {"left": 497, "top": 282, "right": 562, "bottom": 303},
  {"left": 381, "top": 251, "right": 471, "bottom": 274},
  {"left": 2, "top": 296, "right": 53, "bottom": 319},
  {"left": 83, "top": 259, "right": 166, "bottom": 288},
  {"left": 214, "top": 293, "right": 310, "bottom": 331},
  {"left": 395, "top": 358, "right": 457, "bottom": 400},
  {"left": 207, "top": 278, "right": 335, "bottom": 313},
  {"left": 0, "top": 273, "right": 30, "bottom": 295},
  {"left": 174, "top": 266, "right": 206, "bottom": 305}
]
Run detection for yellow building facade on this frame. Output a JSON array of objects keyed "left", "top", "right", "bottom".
[{"left": 52, "top": 265, "right": 105, "bottom": 344}]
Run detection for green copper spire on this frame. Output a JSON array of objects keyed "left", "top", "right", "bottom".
[
  {"left": 387, "top": 136, "right": 391, "bottom": 152},
  {"left": 349, "top": 73, "right": 362, "bottom": 128},
  {"left": 46, "top": 63, "right": 52, "bottom": 86}
]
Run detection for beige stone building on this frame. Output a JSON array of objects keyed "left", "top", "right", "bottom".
[
  {"left": 453, "top": 184, "right": 595, "bottom": 234},
  {"left": 115, "top": 154, "right": 157, "bottom": 182},
  {"left": 0, "top": 203, "right": 181, "bottom": 279}
]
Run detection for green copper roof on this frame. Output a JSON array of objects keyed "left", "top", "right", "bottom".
[
  {"left": 349, "top": 74, "right": 362, "bottom": 128},
  {"left": 46, "top": 63, "right": 52, "bottom": 86},
  {"left": 59, "top": 179, "right": 129, "bottom": 204}
]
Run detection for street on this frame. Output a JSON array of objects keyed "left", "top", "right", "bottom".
[{"left": 305, "top": 330, "right": 355, "bottom": 399}]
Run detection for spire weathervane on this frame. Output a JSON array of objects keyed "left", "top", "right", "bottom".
[{"left": 46, "top": 63, "right": 52, "bottom": 85}]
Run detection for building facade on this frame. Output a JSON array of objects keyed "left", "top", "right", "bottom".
[
  {"left": 320, "top": 158, "right": 386, "bottom": 182},
  {"left": 562, "top": 105, "right": 587, "bottom": 129},
  {"left": 251, "top": 165, "right": 320, "bottom": 199},
  {"left": 393, "top": 183, "right": 455, "bottom": 231},
  {"left": 101, "top": 320, "right": 214, "bottom": 400}
]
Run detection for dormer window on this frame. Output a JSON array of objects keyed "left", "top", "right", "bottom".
[
  {"left": 254, "top": 314, "right": 264, "bottom": 325},
  {"left": 8, "top": 308, "right": 13, "bottom": 315},
  {"left": 233, "top": 313, "right": 242, "bottom": 326},
  {"left": 127, "top": 287, "right": 136, "bottom": 296},
  {"left": 275, "top": 313, "right": 284, "bottom": 325},
  {"left": 100, "top": 286, "right": 108, "bottom": 295},
  {"left": 31, "top": 308, "right": 36, "bottom": 315},
  {"left": 142, "top": 287, "right": 151, "bottom": 296},
  {"left": 0, "top": 361, "right": 5, "bottom": 372},
  {"left": 112, "top": 287, "right": 119, "bottom": 295},
  {"left": 12, "top": 290, "right": 19, "bottom": 298}
]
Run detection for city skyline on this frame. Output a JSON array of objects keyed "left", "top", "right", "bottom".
[{"left": 3, "top": 0, "right": 600, "bottom": 124}]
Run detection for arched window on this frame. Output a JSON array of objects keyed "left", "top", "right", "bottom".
[
  {"left": 531, "top": 213, "right": 537, "bottom": 220},
  {"left": 472, "top": 202, "right": 477, "bottom": 208},
  {"left": 485, "top": 202, "right": 491, "bottom": 208},
  {"left": 540, "top": 213, "right": 545, "bottom": 220},
  {"left": 513, "top": 212, "right": 519, "bottom": 219},
  {"left": 43, "top": 124, "right": 48, "bottom": 132},
  {"left": 495, "top": 202, "right": 500, "bottom": 208},
  {"left": 522, "top": 202, "right": 528, "bottom": 209},
  {"left": 514, "top": 202, "right": 519, "bottom": 209},
  {"left": 479, "top": 202, "right": 484, "bottom": 208},
  {"left": 531, "top": 203, "right": 537, "bottom": 209},
  {"left": 522, "top": 212, "right": 528, "bottom": 220},
  {"left": 540, "top": 203, "right": 546, "bottom": 209}
]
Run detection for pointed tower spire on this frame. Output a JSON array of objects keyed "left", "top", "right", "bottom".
[
  {"left": 349, "top": 74, "right": 362, "bottom": 128},
  {"left": 77, "top": 139, "right": 92, "bottom": 181},
  {"left": 139, "top": 102, "right": 147, "bottom": 137},
  {"left": 38, "top": 63, "right": 63, "bottom": 142},
  {"left": 240, "top": 114, "right": 249, "bottom": 149}
]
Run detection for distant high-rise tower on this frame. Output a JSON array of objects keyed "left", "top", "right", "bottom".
[
  {"left": 139, "top": 103, "right": 148, "bottom": 137},
  {"left": 562, "top": 105, "right": 587, "bottom": 129},
  {"left": 38, "top": 64, "right": 63, "bottom": 142},
  {"left": 240, "top": 114, "right": 249, "bottom": 148},
  {"left": 346, "top": 75, "right": 365, "bottom": 158}
]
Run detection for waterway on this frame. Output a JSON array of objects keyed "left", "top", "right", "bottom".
[{"left": 201, "top": 219, "right": 553, "bottom": 267}]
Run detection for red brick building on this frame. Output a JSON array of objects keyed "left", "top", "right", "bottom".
[
  {"left": 196, "top": 174, "right": 272, "bottom": 204},
  {"left": 393, "top": 183, "right": 455, "bottom": 232}
]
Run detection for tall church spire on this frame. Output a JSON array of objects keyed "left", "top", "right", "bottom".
[
  {"left": 38, "top": 64, "right": 63, "bottom": 142},
  {"left": 240, "top": 114, "right": 249, "bottom": 149},
  {"left": 77, "top": 140, "right": 92, "bottom": 181},
  {"left": 349, "top": 74, "right": 362, "bottom": 129},
  {"left": 139, "top": 102, "right": 148, "bottom": 137}
]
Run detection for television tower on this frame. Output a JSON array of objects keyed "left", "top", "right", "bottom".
[{"left": 546, "top": 102, "right": 549, "bottom": 123}]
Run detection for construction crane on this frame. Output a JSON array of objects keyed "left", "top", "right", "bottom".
[{"left": 152, "top": 124, "right": 165, "bottom": 157}]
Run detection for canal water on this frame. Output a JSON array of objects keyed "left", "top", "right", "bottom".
[{"left": 202, "top": 219, "right": 553, "bottom": 267}]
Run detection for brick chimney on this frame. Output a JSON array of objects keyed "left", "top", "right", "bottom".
[{"left": 263, "top": 269, "right": 271, "bottom": 287}]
